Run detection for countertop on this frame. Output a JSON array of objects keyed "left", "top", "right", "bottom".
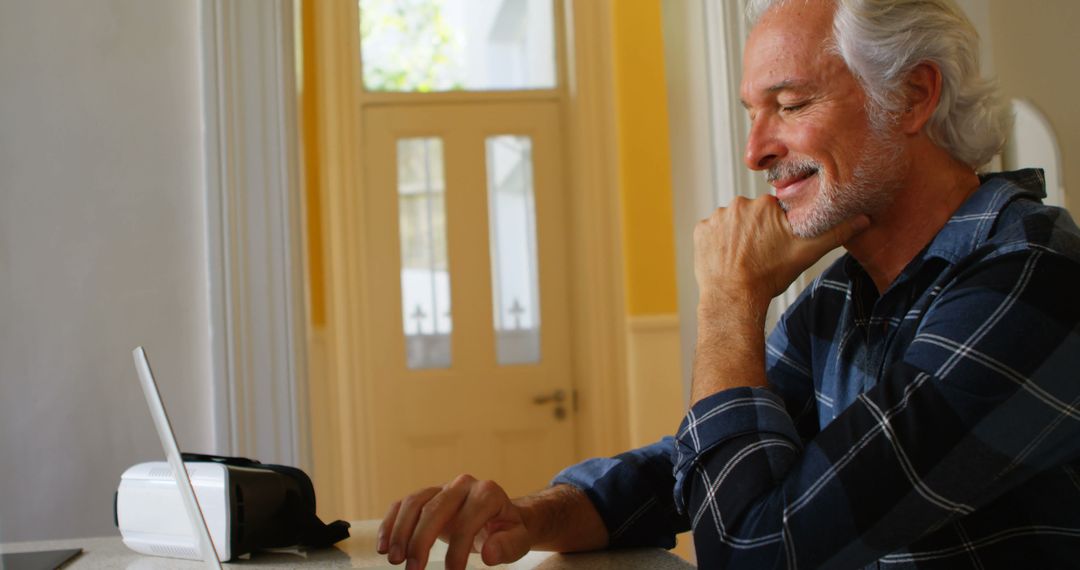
[{"left": 0, "top": 520, "right": 695, "bottom": 569}]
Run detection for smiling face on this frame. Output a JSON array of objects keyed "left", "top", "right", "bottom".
[{"left": 740, "top": 0, "right": 906, "bottom": 237}]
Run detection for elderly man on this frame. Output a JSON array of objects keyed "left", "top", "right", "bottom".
[{"left": 378, "top": 0, "right": 1080, "bottom": 568}]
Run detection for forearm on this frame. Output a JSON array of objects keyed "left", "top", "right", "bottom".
[
  {"left": 514, "top": 484, "right": 608, "bottom": 552},
  {"left": 689, "top": 194, "right": 864, "bottom": 406},
  {"left": 514, "top": 485, "right": 609, "bottom": 552},
  {"left": 691, "top": 289, "right": 769, "bottom": 405}
]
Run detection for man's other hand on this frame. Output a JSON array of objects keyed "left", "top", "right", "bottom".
[
  {"left": 378, "top": 474, "right": 530, "bottom": 570},
  {"left": 694, "top": 194, "right": 870, "bottom": 309},
  {"left": 690, "top": 195, "right": 870, "bottom": 403}
]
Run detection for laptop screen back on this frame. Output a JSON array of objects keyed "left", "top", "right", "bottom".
[{"left": 132, "top": 346, "right": 222, "bottom": 569}]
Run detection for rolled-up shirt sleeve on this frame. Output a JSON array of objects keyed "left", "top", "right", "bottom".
[
  {"left": 552, "top": 437, "right": 690, "bottom": 549},
  {"left": 551, "top": 290, "right": 820, "bottom": 552},
  {"left": 672, "top": 387, "right": 803, "bottom": 517}
]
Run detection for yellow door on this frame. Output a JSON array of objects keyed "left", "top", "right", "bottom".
[{"left": 361, "top": 101, "right": 575, "bottom": 507}]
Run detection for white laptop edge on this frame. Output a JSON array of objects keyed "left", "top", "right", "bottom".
[{"left": 132, "top": 346, "right": 223, "bottom": 569}]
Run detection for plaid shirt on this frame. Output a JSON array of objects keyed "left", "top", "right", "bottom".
[{"left": 554, "top": 170, "right": 1080, "bottom": 568}]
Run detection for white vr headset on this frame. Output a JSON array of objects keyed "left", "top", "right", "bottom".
[
  {"left": 115, "top": 456, "right": 350, "bottom": 562},
  {"left": 119, "top": 348, "right": 348, "bottom": 565}
]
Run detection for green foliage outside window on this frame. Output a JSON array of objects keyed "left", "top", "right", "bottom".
[{"left": 359, "top": 0, "right": 465, "bottom": 92}]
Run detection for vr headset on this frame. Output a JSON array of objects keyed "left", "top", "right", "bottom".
[{"left": 115, "top": 453, "right": 350, "bottom": 561}]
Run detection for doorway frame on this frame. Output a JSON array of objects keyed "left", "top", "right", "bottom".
[{"left": 302, "top": 0, "right": 630, "bottom": 518}]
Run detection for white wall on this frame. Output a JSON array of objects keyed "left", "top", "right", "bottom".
[
  {"left": 0, "top": 0, "right": 215, "bottom": 542},
  {"left": 988, "top": 0, "right": 1079, "bottom": 210}
]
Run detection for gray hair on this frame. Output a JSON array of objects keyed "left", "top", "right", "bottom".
[{"left": 746, "top": 0, "right": 1012, "bottom": 169}]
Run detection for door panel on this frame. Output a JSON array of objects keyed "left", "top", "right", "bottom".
[{"left": 362, "top": 102, "right": 574, "bottom": 506}]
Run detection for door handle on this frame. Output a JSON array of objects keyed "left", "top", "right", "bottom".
[
  {"left": 533, "top": 389, "right": 568, "bottom": 420},
  {"left": 532, "top": 389, "right": 566, "bottom": 405}
]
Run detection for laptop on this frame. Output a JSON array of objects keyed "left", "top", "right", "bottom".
[{"left": 132, "top": 346, "right": 223, "bottom": 570}]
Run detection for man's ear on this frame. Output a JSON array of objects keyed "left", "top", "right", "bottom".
[{"left": 901, "top": 62, "right": 942, "bottom": 135}]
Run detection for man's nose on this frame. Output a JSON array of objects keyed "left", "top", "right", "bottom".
[{"left": 743, "top": 117, "right": 786, "bottom": 171}]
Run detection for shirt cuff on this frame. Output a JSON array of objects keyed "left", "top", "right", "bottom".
[
  {"left": 552, "top": 438, "right": 684, "bottom": 549},
  {"left": 671, "top": 386, "right": 801, "bottom": 513}
]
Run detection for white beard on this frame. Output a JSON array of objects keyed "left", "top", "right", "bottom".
[{"left": 771, "top": 124, "right": 905, "bottom": 238}]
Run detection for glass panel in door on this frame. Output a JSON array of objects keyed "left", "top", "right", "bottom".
[
  {"left": 486, "top": 135, "right": 540, "bottom": 365},
  {"left": 397, "top": 137, "right": 452, "bottom": 369}
]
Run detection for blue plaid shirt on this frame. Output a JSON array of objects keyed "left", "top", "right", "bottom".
[{"left": 554, "top": 170, "right": 1080, "bottom": 568}]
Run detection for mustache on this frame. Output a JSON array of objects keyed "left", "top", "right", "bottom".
[{"left": 766, "top": 159, "right": 820, "bottom": 184}]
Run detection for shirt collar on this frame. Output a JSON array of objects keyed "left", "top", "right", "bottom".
[
  {"left": 840, "top": 168, "right": 1047, "bottom": 283},
  {"left": 923, "top": 168, "right": 1046, "bottom": 264}
]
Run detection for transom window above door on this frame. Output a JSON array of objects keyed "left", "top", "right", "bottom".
[{"left": 359, "top": 0, "right": 557, "bottom": 92}]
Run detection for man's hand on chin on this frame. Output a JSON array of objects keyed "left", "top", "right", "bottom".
[
  {"left": 693, "top": 194, "right": 870, "bottom": 309},
  {"left": 690, "top": 195, "right": 869, "bottom": 404}
]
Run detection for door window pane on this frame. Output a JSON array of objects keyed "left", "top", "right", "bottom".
[
  {"left": 359, "top": 0, "right": 556, "bottom": 92},
  {"left": 398, "top": 138, "right": 452, "bottom": 369},
  {"left": 486, "top": 136, "right": 540, "bottom": 365}
]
